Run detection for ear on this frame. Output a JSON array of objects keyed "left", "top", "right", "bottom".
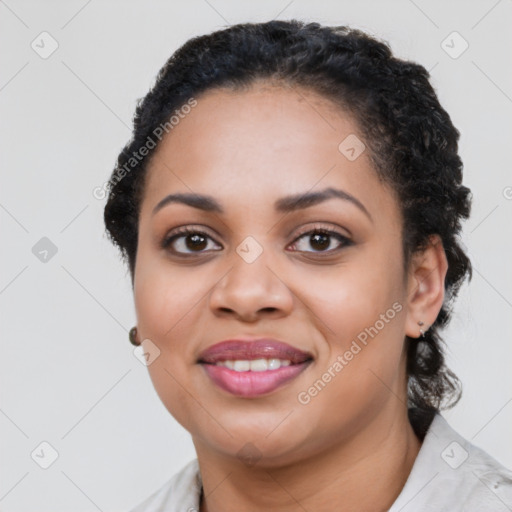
[{"left": 404, "top": 234, "right": 448, "bottom": 339}]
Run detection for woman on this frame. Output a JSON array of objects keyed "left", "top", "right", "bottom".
[{"left": 104, "top": 20, "right": 512, "bottom": 512}]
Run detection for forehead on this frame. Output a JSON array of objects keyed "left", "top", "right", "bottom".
[{"left": 141, "top": 84, "right": 399, "bottom": 225}]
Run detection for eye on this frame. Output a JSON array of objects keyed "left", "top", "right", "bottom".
[
  {"left": 161, "top": 226, "right": 222, "bottom": 255},
  {"left": 161, "top": 224, "right": 352, "bottom": 257},
  {"left": 288, "top": 226, "right": 352, "bottom": 254}
]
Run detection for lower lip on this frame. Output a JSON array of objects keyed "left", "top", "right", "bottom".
[{"left": 200, "top": 361, "right": 312, "bottom": 397}]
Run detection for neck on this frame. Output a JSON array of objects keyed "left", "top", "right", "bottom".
[{"left": 196, "top": 407, "right": 422, "bottom": 512}]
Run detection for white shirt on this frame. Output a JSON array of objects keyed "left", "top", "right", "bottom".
[{"left": 129, "top": 412, "right": 512, "bottom": 511}]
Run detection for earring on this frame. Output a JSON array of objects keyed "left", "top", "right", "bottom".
[
  {"left": 129, "top": 326, "right": 140, "bottom": 346},
  {"left": 418, "top": 321, "right": 426, "bottom": 338}
]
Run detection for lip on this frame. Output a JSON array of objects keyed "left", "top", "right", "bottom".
[
  {"left": 197, "top": 338, "right": 314, "bottom": 397},
  {"left": 201, "top": 361, "right": 312, "bottom": 397},
  {"left": 197, "top": 338, "right": 314, "bottom": 364}
]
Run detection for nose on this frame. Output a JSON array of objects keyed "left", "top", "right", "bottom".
[{"left": 208, "top": 250, "right": 294, "bottom": 322}]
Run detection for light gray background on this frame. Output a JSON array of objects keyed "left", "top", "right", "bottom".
[{"left": 1, "top": 1, "right": 511, "bottom": 511}]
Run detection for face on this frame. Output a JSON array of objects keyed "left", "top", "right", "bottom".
[{"left": 133, "top": 83, "right": 415, "bottom": 466}]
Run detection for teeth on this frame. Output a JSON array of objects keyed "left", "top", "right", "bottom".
[
  {"left": 215, "top": 358, "right": 292, "bottom": 371},
  {"left": 233, "top": 360, "right": 250, "bottom": 372}
]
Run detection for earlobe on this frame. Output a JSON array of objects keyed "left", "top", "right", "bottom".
[{"left": 404, "top": 234, "right": 448, "bottom": 339}]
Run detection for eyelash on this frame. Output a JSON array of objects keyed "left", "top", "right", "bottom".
[{"left": 161, "top": 224, "right": 352, "bottom": 257}]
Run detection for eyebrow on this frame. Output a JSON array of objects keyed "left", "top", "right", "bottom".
[{"left": 152, "top": 187, "right": 372, "bottom": 222}]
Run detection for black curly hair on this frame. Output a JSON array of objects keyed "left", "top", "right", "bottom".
[{"left": 103, "top": 20, "right": 473, "bottom": 422}]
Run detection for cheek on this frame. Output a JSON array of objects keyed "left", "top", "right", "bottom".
[
  {"left": 301, "top": 251, "right": 404, "bottom": 347},
  {"left": 296, "top": 286, "right": 406, "bottom": 439},
  {"left": 133, "top": 261, "right": 198, "bottom": 413},
  {"left": 133, "top": 269, "right": 201, "bottom": 431},
  {"left": 133, "top": 250, "right": 220, "bottom": 429},
  {"left": 134, "top": 245, "right": 204, "bottom": 349},
  {"left": 297, "top": 245, "right": 406, "bottom": 399},
  {"left": 307, "top": 279, "right": 405, "bottom": 394}
]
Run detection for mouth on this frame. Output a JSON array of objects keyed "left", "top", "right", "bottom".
[{"left": 197, "top": 338, "right": 314, "bottom": 397}]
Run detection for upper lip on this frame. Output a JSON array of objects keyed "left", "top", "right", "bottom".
[{"left": 197, "top": 338, "right": 314, "bottom": 364}]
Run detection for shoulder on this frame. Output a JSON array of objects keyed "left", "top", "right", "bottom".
[
  {"left": 128, "top": 458, "right": 201, "bottom": 512},
  {"left": 390, "top": 412, "right": 512, "bottom": 512}
]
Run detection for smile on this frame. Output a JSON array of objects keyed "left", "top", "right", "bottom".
[
  {"left": 197, "top": 337, "right": 314, "bottom": 397},
  {"left": 200, "top": 359, "right": 312, "bottom": 397}
]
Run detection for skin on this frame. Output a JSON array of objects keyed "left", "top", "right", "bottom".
[{"left": 132, "top": 83, "right": 448, "bottom": 512}]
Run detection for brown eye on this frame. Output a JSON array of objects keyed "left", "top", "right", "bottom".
[
  {"left": 162, "top": 228, "right": 222, "bottom": 255},
  {"left": 289, "top": 228, "right": 351, "bottom": 254}
]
